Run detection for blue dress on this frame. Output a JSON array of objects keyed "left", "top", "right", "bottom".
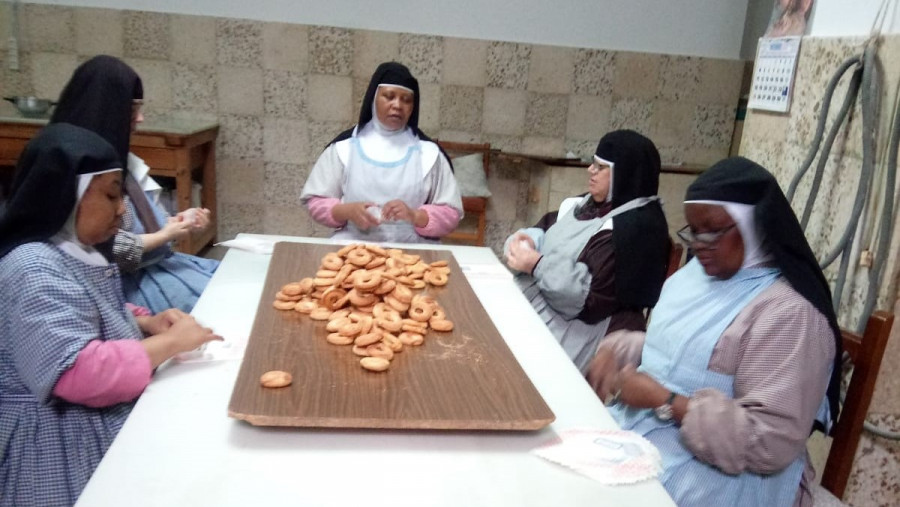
[
  {"left": 0, "top": 242, "right": 142, "bottom": 507},
  {"left": 119, "top": 196, "right": 218, "bottom": 314}
]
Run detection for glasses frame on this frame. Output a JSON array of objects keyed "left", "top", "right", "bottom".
[{"left": 676, "top": 223, "right": 737, "bottom": 249}]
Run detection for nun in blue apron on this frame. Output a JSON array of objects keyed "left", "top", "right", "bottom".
[
  {"left": 301, "top": 62, "right": 463, "bottom": 243},
  {"left": 504, "top": 130, "right": 670, "bottom": 373},
  {"left": 591, "top": 157, "right": 842, "bottom": 506},
  {"left": 51, "top": 55, "right": 218, "bottom": 314}
]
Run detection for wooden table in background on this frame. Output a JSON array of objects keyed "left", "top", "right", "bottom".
[{"left": 0, "top": 115, "right": 219, "bottom": 255}]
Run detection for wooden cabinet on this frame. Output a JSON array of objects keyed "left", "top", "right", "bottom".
[{"left": 0, "top": 116, "right": 219, "bottom": 255}]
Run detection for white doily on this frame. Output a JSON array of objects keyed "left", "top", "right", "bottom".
[{"left": 532, "top": 428, "right": 662, "bottom": 485}]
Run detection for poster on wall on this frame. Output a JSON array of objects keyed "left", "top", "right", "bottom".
[
  {"left": 765, "top": 0, "right": 814, "bottom": 37},
  {"left": 748, "top": 0, "right": 814, "bottom": 113}
]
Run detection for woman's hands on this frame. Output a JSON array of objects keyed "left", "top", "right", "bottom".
[
  {"left": 176, "top": 208, "right": 212, "bottom": 232},
  {"left": 382, "top": 199, "right": 427, "bottom": 228},
  {"left": 505, "top": 233, "right": 541, "bottom": 273},
  {"left": 332, "top": 202, "right": 380, "bottom": 230},
  {"left": 139, "top": 312, "right": 222, "bottom": 368},
  {"left": 136, "top": 308, "right": 190, "bottom": 336}
]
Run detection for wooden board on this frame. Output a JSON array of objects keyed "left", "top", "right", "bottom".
[{"left": 228, "top": 242, "right": 555, "bottom": 431}]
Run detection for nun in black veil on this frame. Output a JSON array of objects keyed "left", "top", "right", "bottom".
[{"left": 301, "top": 62, "right": 463, "bottom": 243}]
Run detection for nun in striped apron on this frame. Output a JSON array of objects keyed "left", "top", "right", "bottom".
[{"left": 592, "top": 157, "right": 842, "bottom": 506}]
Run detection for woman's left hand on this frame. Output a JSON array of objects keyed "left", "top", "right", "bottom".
[
  {"left": 382, "top": 199, "right": 426, "bottom": 227},
  {"left": 506, "top": 238, "right": 542, "bottom": 273},
  {"left": 137, "top": 308, "right": 191, "bottom": 336},
  {"left": 177, "top": 208, "right": 211, "bottom": 231},
  {"left": 617, "top": 364, "right": 670, "bottom": 409}
]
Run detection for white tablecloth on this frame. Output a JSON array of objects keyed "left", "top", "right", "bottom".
[{"left": 76, "top": 235, "right": 675, "bottom": 507}]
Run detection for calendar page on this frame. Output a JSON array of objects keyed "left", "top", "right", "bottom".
[{"left": 749, "top": 36, "right": 802, "bottom": 113}]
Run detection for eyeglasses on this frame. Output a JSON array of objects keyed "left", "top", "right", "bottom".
[
  {"left": 676, "top": 223, "right": 736, "bottom": 248},
  {"left": 588, "top": 162, "right": 610, "bottom": 175}
]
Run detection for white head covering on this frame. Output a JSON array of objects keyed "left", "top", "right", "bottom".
[
  {"left": 357, "top": 84, "right": 418, "bottom": 163},
  {"left": 592, "top": 154, "right": 615, "bottom": 202},
  {"left": 51, "top": 168, "right": 121, "bottom": 266},
  {"left": 684, "top": 199, "right": 772, "bottom": 268}
]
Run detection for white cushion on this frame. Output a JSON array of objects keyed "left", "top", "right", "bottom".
[
  {"left": 811, "top": 484, "right": 847, "bottom": 506},
  {"left": 452, "top": 153, "right": 492, "bottom": 197}
]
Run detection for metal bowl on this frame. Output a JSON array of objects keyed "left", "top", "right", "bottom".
[{"left": 3, "top": 96, "right": 56, "bottom": 118}]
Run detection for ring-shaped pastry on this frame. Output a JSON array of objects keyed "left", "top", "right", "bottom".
[
  {"left": 353, "top": 269, "right": 382, "bottom": 292},
  {"left": 321, "top": 253, "right": 344, "bottom": 271},
  {"left": 346, "top": 248, "right": 373, "bottom": 267}
]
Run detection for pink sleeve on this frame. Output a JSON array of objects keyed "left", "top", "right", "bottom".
[
  {"left": 307, "top": 196, "right": 345, "bottom": 228},
  {"left": 125, "top": 302, "right": 152, "bottom": 317},
  {"left": 53, "top": 339, "right": 152, "bottom": 407},
  {"left": 415, "top": 204, "right": 462, "bottom": 238}
]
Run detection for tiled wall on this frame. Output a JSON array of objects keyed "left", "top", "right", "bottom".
[
  {"left": 741, "top": 35, "right": 900, "bottom": 506},
  {"left": 0, "top": 3, "right": 744, "bottom": 254}
]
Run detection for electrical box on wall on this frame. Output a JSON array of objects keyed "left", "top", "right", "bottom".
[{"left": 749, "top": 36, "right": 802, "bottom": 113}]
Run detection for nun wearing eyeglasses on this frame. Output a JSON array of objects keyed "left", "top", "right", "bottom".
[
  {"left": 589, "top": 157, "right": 841, "bottom": 506},
  {"left": 503, "top": 130, "right": 670, "bottom": 373},
  {"left": 301, "top": 62, "right": 463, "bottom": 243},
  {"left": 0, "top": 124, "right": 221, "bottom": 507}
]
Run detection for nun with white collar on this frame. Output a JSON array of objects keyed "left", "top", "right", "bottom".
[
  {"left": 504, "top": 130, "right": 670, "bottom": 373},
  {"left": 590, "top": 157, "right": 840, "bottom": 506},
  {"left": 0, "top": 123, "right": 220, "bottom": 507},
  {"left": 301, "top": 62, "right": 463, "bottom": 243}
]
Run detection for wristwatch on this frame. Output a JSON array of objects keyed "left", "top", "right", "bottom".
[{"left": 654, "top": 391, "right": 678, "bottom": 421}]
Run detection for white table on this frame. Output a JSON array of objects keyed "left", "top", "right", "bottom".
[{"left": 77, "top": 235, "right": 675, "bottom": 507}]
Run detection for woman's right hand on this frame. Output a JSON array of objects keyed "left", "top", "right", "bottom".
[
  {"left": 332, "top": 202, "right": 380, "bottom": 230},
  {"left": 512, "top": 233, "right": 535, "bottom": 250},
  {"left": 587, "top": 347, "right": 620, "bottom": 403},
  {"left": 141, "top": 315, "right": 222, "bottom": 368},
  {"left": 161, "top": 216, "right": 192, "bottom": 241}
]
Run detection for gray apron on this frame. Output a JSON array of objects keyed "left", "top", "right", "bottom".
[
  {"left": 517, "top": 196, "right": 658, "bottom": 373},
  {"left": 333, "top": 136, "right": 433, "bottom": 244}
]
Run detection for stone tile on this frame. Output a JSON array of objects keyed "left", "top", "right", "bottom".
[
  {"left": 525, "top": 92, "right": 568, "bottom": 138},
  {"left": 216, "top": 157, "right": 264, "bottom": 204},
  {"left": 307, "top": 74, "right": 353, "bottom": 122},
  {"left": 656, "top": 144, "right": 690, "bottom": 167},
  {"left": 443, "top": 37, "right": 487, "bottom": 87},
  {"left": 691, "top": 104, "right": 736, "bottom": 150},
  {"left": 75, "top": 8, "right": 123, "bottom": 57},
  {"left": 263, "top": 118, "right": 309, "bottom": 164},
  {"left": 263, "top": 162, "right": 308, "bottom": 207},
  {"left": 171, "top": 15, "right": 216, "bottom": 65},
  {"left": 216, "top": 19, "right": 263, "bottom": 69},
  {"left": 528, "top": 45, "right": 573, "bottom": 94},
  {"left": 435, "top": 130, "right": 482, "bottom": 144},
  {"left": 521, "top": 136, "right": 565, "bottom": 158},
  {"left": 573, "top": 48, "right": 616, "bottom": 96},
  {"left": 308, "top": 120, "right": 353, "bottom": 157},
  {"left": 263, "top": 204, "right": 312, "bottom": 236},
  {"left": 482, "top": 88, "right": 527, "bottom": 136},
  {"left": 657, "top": 54, "right": 701, "bottom": 102},
  {"left": 172, "top": 63, "right": 217, "bottom": 113},
  {"left": 124, "top": 11, "right": 170, "bottom": 60},
  {"left": 480, "top": 134, "right": 523, "bottom": 153},
  {"left": 487, "top": 41, "right": 531, "bottom": 90},
  {"left": 742, "top": 109, "right": 790, "bottom": 147},
  {"left": 439, "top": 85, "right": 483, "bottom": 132},
  {"left": 218, "top": 202, "right": 265, "bottom": 241},
  {"left": 262, "top": 23, "right": 308, "bottom": 72},
  {"left": 23, "top": 4, "right": 74, "bottom": 53},
  {"left": 1, "top": 52, "right": 34, "bottom": 98},
  {"left": 352, "top": 30, "right": 399, "bottom": 79},
  {"left": 700, "top": 58, "right": 744, "bottom": 106},
  {"left": 650, "top": 100, "right": 694, "bottom": 148},
  {"left": 399, "top": 33, "right": 443, "bottom": 84},
  {"left": 613, "top": 51, "right": 659, "bottom": 100},
  {"left": 566, "top": 94, "right": 612, "bottom": 141},
  {"left": 485, "top": 174, "right": 521, "bottom": 222},
  {"left": 417, "top": 82, "right": 441, "bottom": 134},
  {"left": 217, "top": 114, "right": 264, "bottom": 159},
  {"left": 217, "top": 66, "right": 263, "bottom": 116},
  {"left": 610, "top": 98, "right": 653, "bottom": 136},
  {"left": 31, "top": 53, "right": 79, "bottom": 101},
  {"left": 264, "top": 69, "right": 306, "bottom": 119},
  {"left": 564, "top": 138, "right": 597, "bottom": 162},
  {"left": 550, "top": 166, "right": 589, "bottom": 195},
  {"left": 309, "top": 26, "right": 352, "bottom": 76}
]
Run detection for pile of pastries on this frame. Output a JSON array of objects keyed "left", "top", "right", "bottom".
[{"left": 273, "top": 243, "right": 454, "bottom": 372}]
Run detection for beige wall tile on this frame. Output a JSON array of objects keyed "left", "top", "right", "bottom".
[
  {"left": 263, "top": 118, "right": 309, "bottom": 164},
  {"left": 263, "top": 23, "right": 308, "bottom": 72},
  {"left": 309, "top": 26, "right": 352, "bottom": 76},
  {"left": 480, "top": 133, "right": 522, "bottom": 153},
  {"left": 124, "top": 10, "right": 170, "bottom": 60},
  {"left": 23, "top": 4, "right": 74, "bottom": 53},
  {"left": 700, "top": 58, "right": 744, "bottom": 106},
  {"left": 657, "top": 54, "right": 701, "bottom": 102},
  {"left": 307, "top": 74, "right": 353, "bottom": 122},
  {"left": 31, "top": 52, "right": 78, "bottom": 100},
  {"left": 217, "top": 157, "right": 264, "bottom": 204},
  {"left": 566, "top": 94, "right": 611, "bottom": 141},
  {"left": 550, "top": 166, "right": 587, "bottom": 195},
  {"left": 218, "top": 202, "right": 264, "bottom": 239},
  {"left": 439, "top": 84, "right": 483, "bottom": 132},
  {"left": 525, "top": 92, "right": 568, "bottom": 138},
  {"left": 573, "top": 48, "right": 615, "bottom": 96},
  {"left": 435, "top": 130, "right": 482, "bottom": 144},
  {"left": 487, "top": 41, "right": 530, "bottom": 90},
  {"left": 485, "top": 174, "right": 520, "bottom": 222},
  {"left": 264, "top": 205, "right": 312, "bottom": 236},
  {"left": 129, "top": 58, "right": 173, "bottom": 113},
  {"left": 264, "top": 69, "right": 306, "bottom": 119},
  {"left": 218, "top": 66, "right": 263, "bottom": 115},
  {"left": 610, "top": 98, "right": 653, "bottom": 135},
  {"left": 417, "top": 82, "right": 441, "bottom": 134},
  {"left": 352, "top": 30, "right": 399, "bottom": 79},
  {"left": 173, "top": 63, "right": 217, "bottom": 113},
  {"left": 217, "top": 114, "right": 263, "bottom": 159},
  {"left": 443, "top": 38, "right": 487, "bottom": 87},
  {"left": 613, "top": 52, "right": 659, "bottom": 100},
  {"left": 263, "top": 162, "right": 308, "bottom": 207},
  {"left": 217, "top": 19, "right": 263, "bottom": 69},
  {"left": 75, "top": 8, "right": 123, "bottom": 57},
  {"left": 482, "top": 88, "right": 527, "bottom": 136},
  {"left": 171, "top": 15, "right": 216, "bottom": 65},
  {"left": 528, "top": 45, "right": 573, "bottom": 94},
  {"left": 399, "top": 33, "right": 443, "bottom": 84},
  {"left": 521, "top": 136, "right": 565, "bottom": 158},
  {"left": 650, "top": 100, "right": 694, "bottom": 148}
]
